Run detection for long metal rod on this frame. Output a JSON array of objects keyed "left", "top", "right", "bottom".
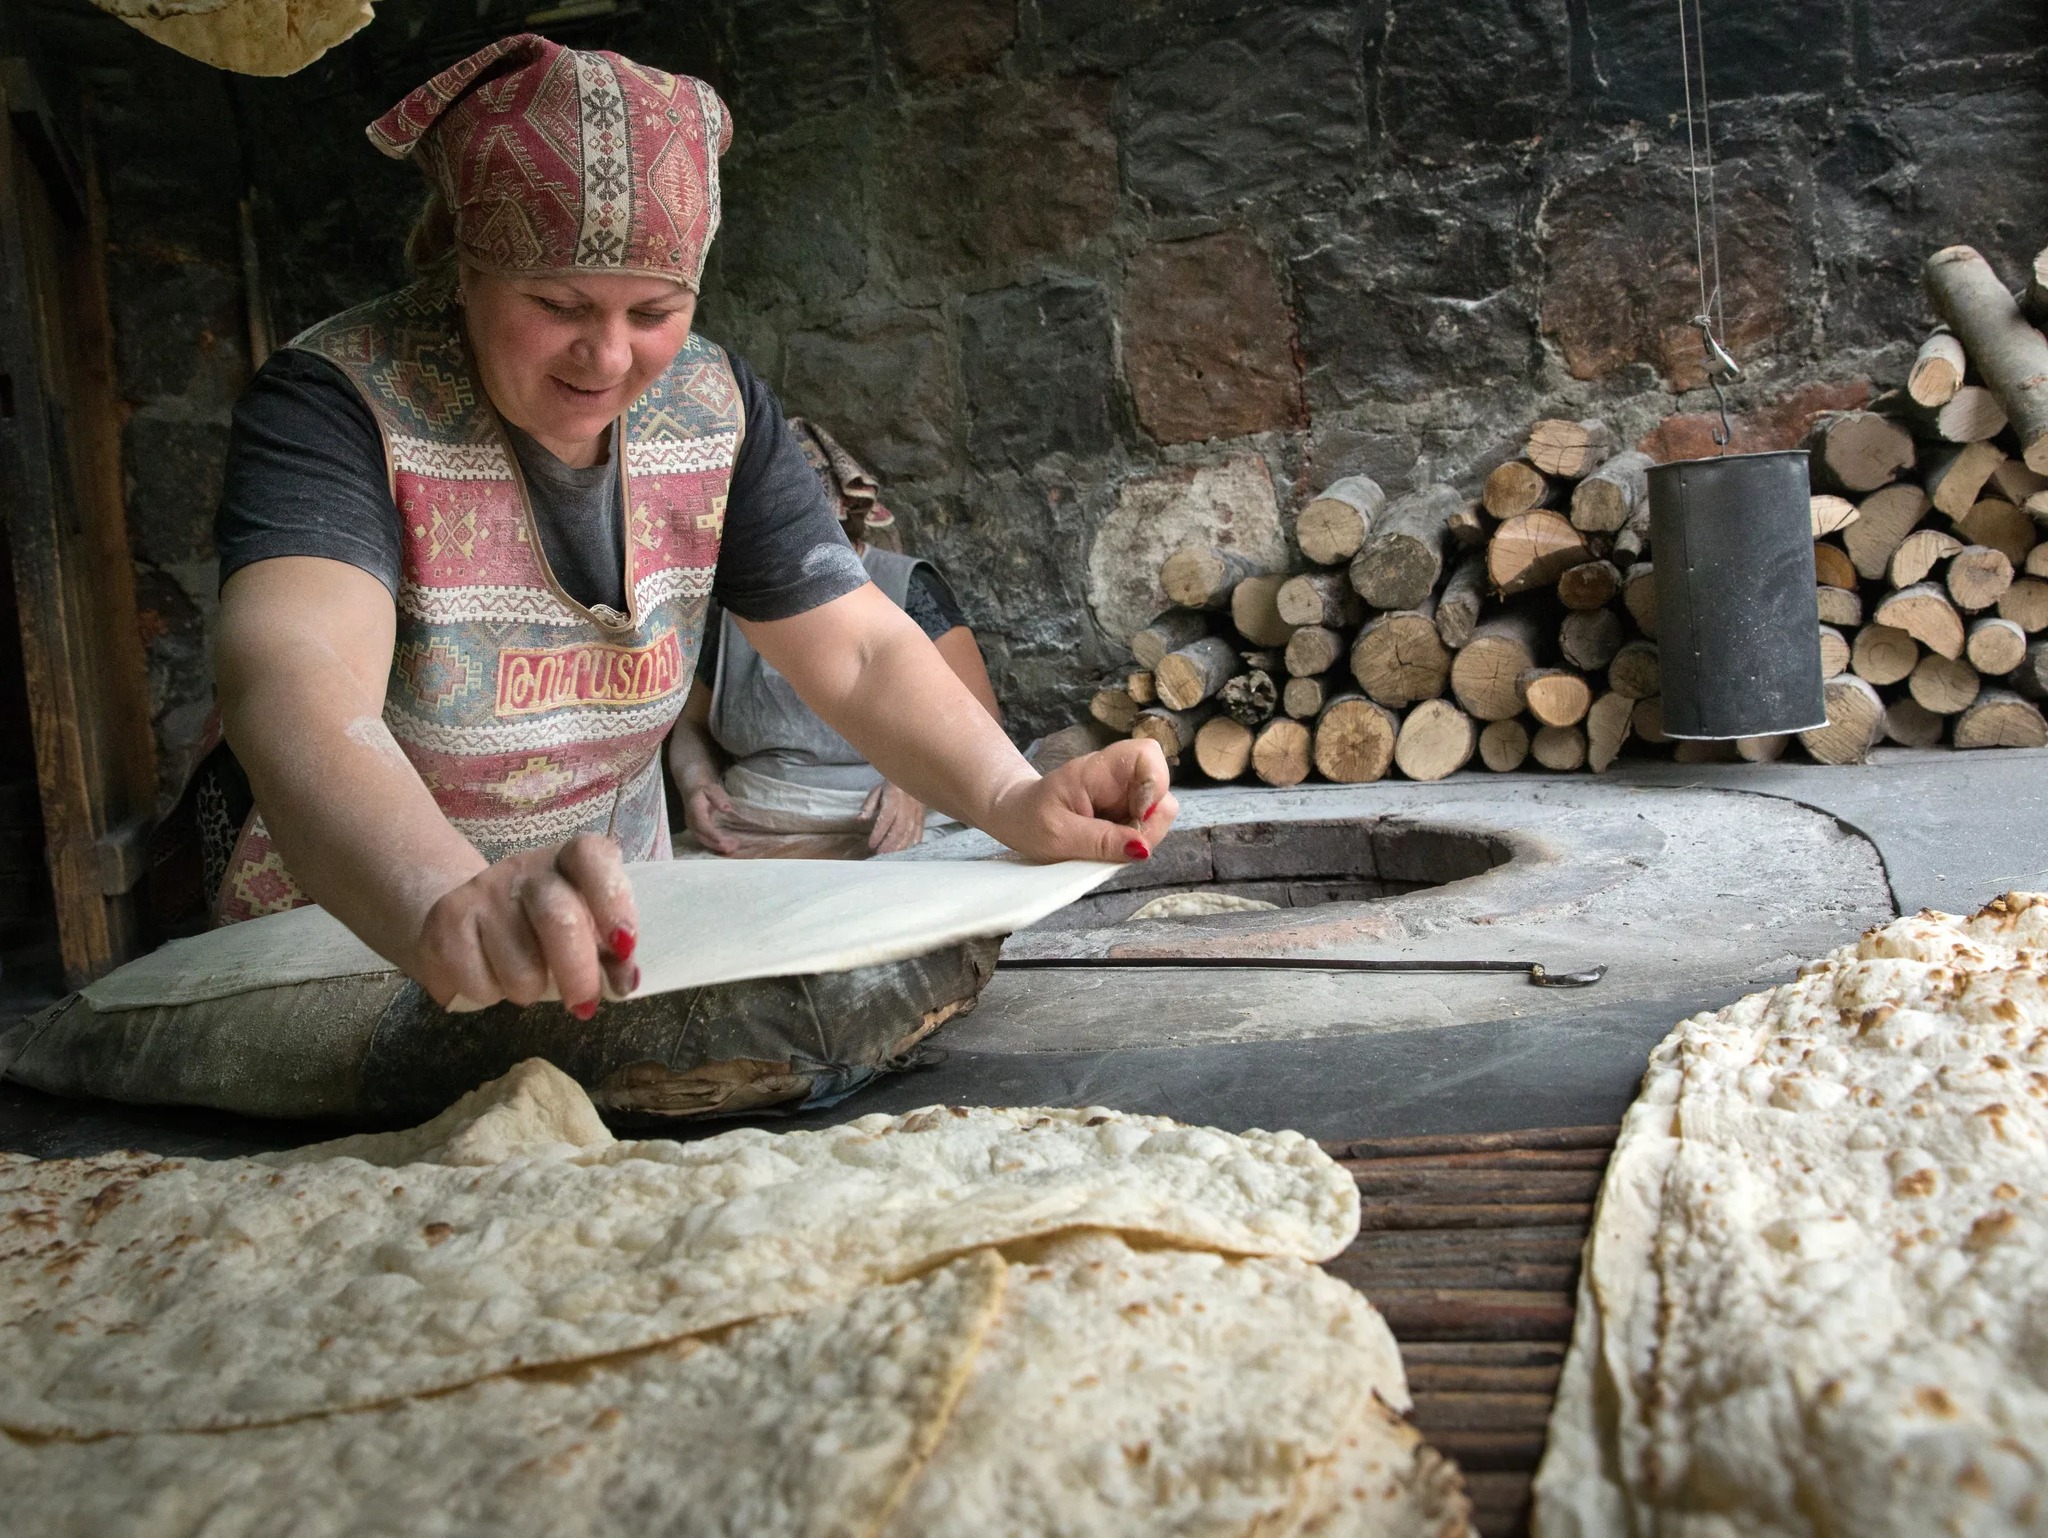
[{"left": 997, "top": 958, "right": 1608, "bottom": 988}]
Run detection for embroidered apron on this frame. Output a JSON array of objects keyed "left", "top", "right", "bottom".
[{"left": 215, "top": 276, "right": 741, "bottom": 923}]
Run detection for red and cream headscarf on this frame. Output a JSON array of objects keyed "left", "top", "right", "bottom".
[{"left": 368, "top": 33, "right": 733, "bottom": 290}]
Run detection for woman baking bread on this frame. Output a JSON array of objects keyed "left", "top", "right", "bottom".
[{"left": 211, "top": 35, "right": 1175, "bottom": 1018}]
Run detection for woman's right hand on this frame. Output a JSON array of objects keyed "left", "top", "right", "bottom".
[
  {"left": 683, "top": 779, "right": 741, "bottom": 856},
  {"left": 411, "top": 833, "right": 640, "bottom": 1015}
]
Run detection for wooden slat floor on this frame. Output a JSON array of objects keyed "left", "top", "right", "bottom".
[{"left": 1319, "top": 1124, "right": 1618, "bottom": 1538}]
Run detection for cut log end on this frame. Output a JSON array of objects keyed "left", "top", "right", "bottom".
[
  {"left": 1607, "top": 640, "right": 1661, "bottom": 701},
  {"left": 1394, "top": 699, "right": 1477, "bottom": 782},
  {"left": 1090, "top": 688, "right": 1138, "bottom": 733},
  {"left": 1230, "top": 574, "right": 1297, "bottom": 650},
  {"left": 1557, "top": 559, "right": 1621, "bottom": 612},
  {"left": 1312, "top": 695, "right": 1399, "bottom": 784},
  {"left": 1560, "top": 608, "right": 1625, "bottom": 672},
  {"left": 1193, "top": 716, "right": 1255, "bottom": 781},
  {"left": 1162, "top": 546, "right": 1266, "bottom": 609},
  {"left": 1276, "top": 570, "right": 1360, "bottom": 629},
  {"left": 1907, "top": 329, "right": 1965, "bottom": 408},
  {"left": 1967, "top": 616, "right": 2029, "bottom": 677},
  {"left": 1876, "top": 583, "right": 1967, "bottom": 660},
  {"left": 1451, "top": 612, "right": 1545, "bottom": 722},
  {"left": 1851, "top": 623, "right": 1919, "bottom": 686},
  {"left": 1530, "top": 724, "right": 1588, "bottom": 772},
  {"left": 1478, "top": 718, "right": 1531, "bottom": 772},
  {"left": 1953, "top": 689, "right": 2048, "bottom": 749},
  {"left": 1351, "top": 611, "right": 1451, "bottom": 709},
  {"left": 1297, "top": 478, "right": 1384, "bottom": 566},
  {"left": 1525, "top": 418, "right": 1616, "bottom": 480},
  {"left": 1154, "top": 635, "right": 1242, "bottom": 711},
  {"left": 1884, "top": 696, "right": 1946, "bottom": 749},
  {"left": 1907, "top": 652, "right": 1982, "bottom": 716},
  {"left": 1818, "top": 625, "right": 1851, "bottom": 680},
  {"left": 1997, "top": 578, "right": 2048, "bottom": 634},
  {"left": 1482, "top": 460, "right": 1554, "bottom": 519},
  {"left": 1282, "top": 676, "right": 1328, "bottom": 719},
  {"left": 1807, "top": 410, "right": 1915, "bottom": 494},
  {"left": 1585, "top": 690, "right": 1634, "bottom": 773},
  {"left": 1799, "top": 675, "right": 1886, "bottom": 765},
  {"left": 1520, "top": 668, "right": 1593, "bottom": 728},
  {"left": 1810, "top": 494, "right": 1861, "bottom": 538},
  {"left": 1285, "top": 625, "right": 1348, "bottom": 680},
  {"left": 1488, "top": 510, "right": 1592, "bottom": 597},
  {"left": 1250, "top": 717, "right": 1313, "bottom": 787}
]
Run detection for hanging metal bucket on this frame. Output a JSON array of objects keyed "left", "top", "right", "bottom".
[{"left": 1648, "top": 450, "right": 1827, "bottom": 739}]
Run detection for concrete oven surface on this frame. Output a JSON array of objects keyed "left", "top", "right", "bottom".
[
  {"left": 0, "top": 748, "right": 2042, "bottom": 1154},
  {"left": 815, "top": 746, "right": 2048, "bottom": 1138}
]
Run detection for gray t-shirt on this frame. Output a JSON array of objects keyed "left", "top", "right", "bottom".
[
  {"left": 215, "top": 345, "right": 865, "bottom": 622},
  {"left": 499, "top": 419, "right": 627, "bottom": 611}
]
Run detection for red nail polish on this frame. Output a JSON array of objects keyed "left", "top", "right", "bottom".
[
  {"left": 1124, "top": 839, "right": 1150, "bottom": 861},
  {"left": 608, "top": 926, "right": 636, "bottom": 961},
  {"left": 628, "top": 965, "right": 642, "bottom": 992},
  {"left": 569, "top": 999, "right": 598, "bottom": 1021}
]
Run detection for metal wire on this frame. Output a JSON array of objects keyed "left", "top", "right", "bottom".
[{"left": 1678, "top": 0, "right": 1738, "bottom": 449}]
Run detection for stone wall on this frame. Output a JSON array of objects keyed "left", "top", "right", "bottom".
[
  {"left": 17, "top": 5, "right": 255, "bottom": 807},
  {"left": 682, "top": 0, "right": 2048, "bottom": 735},
  {"left": 20, "top": 0, "right": 2048, "bottom": 761}
]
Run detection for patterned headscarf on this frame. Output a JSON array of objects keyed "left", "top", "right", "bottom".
[{"left": 368, "top": 34, "right": 733, "bottom": 290}]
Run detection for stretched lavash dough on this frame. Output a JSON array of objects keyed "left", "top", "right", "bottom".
[
  {"left": 81, "top": 857, "right": 1120, "bottom": 1012},
  {"left": 882, "top": 1230, "right": 1409, "bottom": 1538},
  {"left": 1534, "top": 893, "right": 2048, "bottom": 1537},
  {"left": 91, "top": 0, "right": 375, "bottom": 76},
  {"left": 0, "top": 1248, "right": 1005, "bottom": 1538},
  {"left": 0, "top": 1095, "right": 1356, "bottom": 1436}
]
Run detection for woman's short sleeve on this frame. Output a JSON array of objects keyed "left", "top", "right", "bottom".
[
  {"left": 215, "top": 351, "right": 404, "bottom": 596},
  {"left": 711, "top": 354, "right": 870, "bottom": 623}
]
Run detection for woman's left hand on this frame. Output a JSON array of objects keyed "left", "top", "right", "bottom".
[
  {"left": 982, "top": 739, "right": 1178, "bottom": 865},
  {"left": 861, "top": 781, "right": 927, "bottom": 854}
]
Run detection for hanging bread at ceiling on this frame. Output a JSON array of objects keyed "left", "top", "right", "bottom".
[{"left": 90, "top": 0, "right": 375, "bottom": 76}]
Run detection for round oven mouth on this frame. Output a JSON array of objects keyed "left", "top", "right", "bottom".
[{"left": 1026, "top": 817, "right": 1513, "bottom": 932}]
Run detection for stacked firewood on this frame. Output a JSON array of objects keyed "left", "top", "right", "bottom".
[
  {"left": 1792, "top": 243, "right": 2048, "bottom": 761},
  {"left": 1087, "top": 415, "right": 1682, "bottom": 786},
  {"left": 1081, "top": 246, "right": 2048, "bottom": 785}
]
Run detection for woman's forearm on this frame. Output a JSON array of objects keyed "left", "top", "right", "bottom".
[
  {"left": 743, "top": 590, "right": 1035, "bottom": 831},
  {"left": 223, "top": 667, "right": 483, "bottom": 966},
  {"left": 217, "top": 562, "right": 483, "bottom": 968}
]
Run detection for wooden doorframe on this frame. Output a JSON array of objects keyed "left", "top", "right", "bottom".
[{"left": 0, "top": 59, "right": 159, "bottom": 985}]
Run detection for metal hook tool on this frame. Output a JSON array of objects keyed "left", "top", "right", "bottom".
[{"left": 996, "top": 957, "right": 1609, "bottom": 989}]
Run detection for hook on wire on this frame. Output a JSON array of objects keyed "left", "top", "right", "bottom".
[{"left": 1694, "top": 315, "right": 1740, "bottom": 450}]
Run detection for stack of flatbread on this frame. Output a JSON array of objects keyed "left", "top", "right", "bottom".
[
  {"left": 1535, "top": 891, "right": 2048, "bottom": 1537},
  {"left": 0, "top": 1061, "right": 1474, "bottom": 1537}
]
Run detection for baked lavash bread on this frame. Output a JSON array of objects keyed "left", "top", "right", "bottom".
[
  {"left": 0, "top": 1249, "right": 1008, "bottom": 1538},
  {"left": 1533, "top": 892, "right": 2048, "bottom": 1537},
  {"left": 0, "top": 1066, "right": 1357, "bottom": 1436},
  {"left": 0, "top": 1060, "right": 1477, "bottom": 1535}
]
